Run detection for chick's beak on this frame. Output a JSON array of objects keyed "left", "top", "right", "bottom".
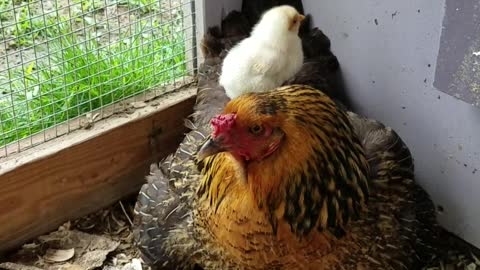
[
  {"left": 197, "top": 137, "right": 226, "bottom": 160},
  {"left": 297, "top": 14, "right": 305, "bottom": 22}
]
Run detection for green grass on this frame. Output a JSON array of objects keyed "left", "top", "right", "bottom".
[
  {"left": 0, "top": 0, "right": 12, "bottom": 22},
  {"left": 0, "top": 24, "right": 187, "bottom": 146}
]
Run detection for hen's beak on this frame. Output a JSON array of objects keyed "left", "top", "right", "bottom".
[{"left": 197, "top": 138, "right": 226, "bottom": 160}]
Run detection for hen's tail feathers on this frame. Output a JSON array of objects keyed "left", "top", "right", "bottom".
[
  {"left": 295, "top": 13, "right": 354, "bottom": 109},
  {"left": 199, "top": 11, "right": 250, "bottom": 60},
  {"left": 286, "top": 17, "right": 345, "bottom": 106},
  {"left": 194, "top": 48, "right": 228, "bottom": 126},
  {"left": 199, "top": 27, "right": 223, "bottom": 60},
  {"left": 195, "top": 10, "right": 253, "bottom": 127},
  {"left": 299, "top": 19, "right": 335, "bottom": 60},
  {"left": 241, "top": 0, "right": 304, "bottom": 27},
  {"left": 221, "top": 10, "right": 251, "bottom": 38},
  {"left": 195, "top": 9, "right": 259, "bottom": 127}
]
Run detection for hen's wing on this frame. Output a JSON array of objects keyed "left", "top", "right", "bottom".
[
  {"left": 347, "top": 112, "right": 441, "bottom": 268},
  {"left": 344, "top": 86, "right": 480, "bottom": 270},
  {"left": 133, "top": 119, "right": 209, "bottom": 268},
  {"left": 285, "top": 27, "right": 339, "bottom": 96}
]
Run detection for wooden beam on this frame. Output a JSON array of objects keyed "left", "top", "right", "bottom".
[{"left": 0, "top": 88, "right": 197, "bottom": 253}]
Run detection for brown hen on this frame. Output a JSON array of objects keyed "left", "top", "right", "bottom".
[
  {"left": 132, "top": 2, "right": 456, "bottom": 270},
  {"left": 134, "top": 80, "right": 439, "bottom": 269}
]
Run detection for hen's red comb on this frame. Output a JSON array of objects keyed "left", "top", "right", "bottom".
[{"left": 211, "top": 113, "right": 237, "bottom": 138}]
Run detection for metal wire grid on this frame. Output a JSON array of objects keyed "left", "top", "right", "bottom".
[{"left": 0, "top": 0, "right": 197, "bottom": 157}]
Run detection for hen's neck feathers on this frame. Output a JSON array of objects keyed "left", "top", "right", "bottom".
[{"left": 197, "top": 85, "right": 370, "bottom": 238}]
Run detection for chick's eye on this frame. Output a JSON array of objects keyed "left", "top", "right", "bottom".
[
  {"left": 293, "top": 19, "right": 297, "bottom": 24},
  {"left": 249, "top": 125, "right": 264, "bottom": 135}
]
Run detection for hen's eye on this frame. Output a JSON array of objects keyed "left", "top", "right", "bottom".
[{"left": 249, "top": 125, "right": 264, "bottom": 135}]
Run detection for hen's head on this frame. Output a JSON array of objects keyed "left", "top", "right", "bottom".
[
  {"left": 199, "top": 86, "right": 328, "bottom": 164},
  {"left": 252, "top": 5, "right": 305, "bottom": 38},
  {"left": 199, "top": 104, "right": 285, "bottom": 163}
]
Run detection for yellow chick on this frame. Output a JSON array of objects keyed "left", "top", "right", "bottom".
[{"left": 219, "top": 5, "right": 305, "bottom": 99}]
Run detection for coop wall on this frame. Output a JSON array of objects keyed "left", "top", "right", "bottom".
[{"left": 205, "top": 0, "right": 480, "bottom": 248}]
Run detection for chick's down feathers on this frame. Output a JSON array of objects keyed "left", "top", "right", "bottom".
[
  {"left": 219, "top": 5, "right": 305, "bottom": 99},
  {"left": 133, "top": 3, "right": 448, "bottom": 270}
]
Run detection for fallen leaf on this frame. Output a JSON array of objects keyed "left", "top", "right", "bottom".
[{"left": 44, "top": 248, "right": 75, "bottom": 262}]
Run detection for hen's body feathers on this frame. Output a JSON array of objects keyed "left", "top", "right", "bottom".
[{"left": 134, "top": 87, "right": 440, "bottom": 269}]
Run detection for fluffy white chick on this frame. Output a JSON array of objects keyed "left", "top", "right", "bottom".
[{"left": 219, "top": 5, "right": 305, "bottom": 99}]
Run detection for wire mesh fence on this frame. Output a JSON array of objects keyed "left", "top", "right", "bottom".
[{"left": 0, "top": 0, "right": 197, "bottom": 157}]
